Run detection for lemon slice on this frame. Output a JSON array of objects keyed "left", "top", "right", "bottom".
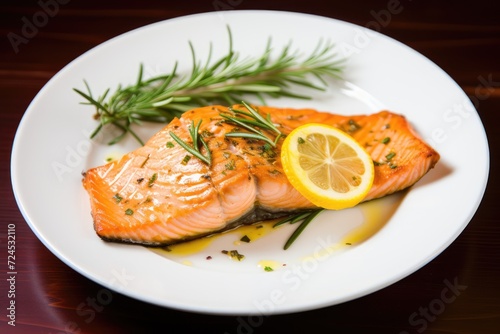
[{"left": 281, "top": 123, "right": 374, "bottom": 210}]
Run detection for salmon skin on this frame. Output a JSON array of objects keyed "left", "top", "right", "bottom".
[{"left": 82, "top": 105, "right": 439, "bottom": 246}]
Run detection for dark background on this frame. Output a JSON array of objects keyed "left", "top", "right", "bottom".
[{"left": 1, "top": 1, "right": 499, "bottom": 333}]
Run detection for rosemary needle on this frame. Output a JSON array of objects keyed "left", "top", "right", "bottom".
[
  {"left": 169, "top": 120, "right": 211, "bottom": 165},
  {"left": 222, "top": 101, "right": 283, "bottom": 147},
  {"left": 279, "top": 209, "right": 324, "bottom": 250},
  {"left": 274, "top": 209, "right": 324, "bottom": 250},
  {"left": 74, "top": 26, "right": 344, "bottom": 145}
]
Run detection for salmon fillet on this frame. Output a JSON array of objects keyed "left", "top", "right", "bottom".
[{"left": 82, "top": 105, "right": 439, "bottom": 246}]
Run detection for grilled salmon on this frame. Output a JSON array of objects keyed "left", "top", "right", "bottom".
[{"left": 82, "top": 105, "right": 439, "bottom": 246}]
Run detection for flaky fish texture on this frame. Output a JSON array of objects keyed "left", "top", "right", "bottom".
[{"left": 82, "top": 105, "right": 440, "bottom": 246}]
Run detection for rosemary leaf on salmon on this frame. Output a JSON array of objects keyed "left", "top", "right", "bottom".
[{"left": 82, "top": 104, "right": 440, "bottom": 247}]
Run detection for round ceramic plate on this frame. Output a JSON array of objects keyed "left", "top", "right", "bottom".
[{"left": 11, "top": 10, "right": 489, "bottom": 315}]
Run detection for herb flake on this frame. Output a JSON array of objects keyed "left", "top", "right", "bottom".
[
  {"left": 225, "top": 159, "right": 236, "bottom": 170},
  {"left": 385, "top": 152, "right": 396, "bottom": 160},
  {"left": 148, "top": 173, "right": 158, "bottom": 187},
  {"left": 221, "top": 250, "right": 245, "bottom": 261},
  {"left": 181, "top": 155, "right": 192, "bottom": 165},
  {"left": 113, "top": 193, "right": 123, "bottom": 203},
  {"left": 140, "top": 154, "right": 150, "bottom": 168},
  {"left": 240, "top": 235, "right": 251, "bottom": 243}
]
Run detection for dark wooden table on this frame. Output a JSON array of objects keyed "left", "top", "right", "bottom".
[{"left": 1, "top": 1, "right": 499, "bottom": 333}]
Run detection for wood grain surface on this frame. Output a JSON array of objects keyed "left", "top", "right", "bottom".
[{"left": 1, "top": 1, "right": 499, "bottom": 333}]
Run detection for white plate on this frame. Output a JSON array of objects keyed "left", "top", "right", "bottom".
[{"left": 11, "top": 10, "right": 489, "bottom": 315}]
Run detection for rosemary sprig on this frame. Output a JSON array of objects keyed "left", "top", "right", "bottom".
[
  {"left": 169, "top": 120, "right": 211, "bottom": 166},
  {"left": 274, "top": 209, "right": 324, "bottom": 250},
  {"left": 221, "top": 101, "right": 283, "bottom": 147},
  {"left": 74, "top": 27, "right": 344, "bottom": 145}
]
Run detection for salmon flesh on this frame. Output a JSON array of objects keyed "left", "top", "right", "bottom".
[{"left": 82, "top": 105, "right": 440, "bottom": 246}]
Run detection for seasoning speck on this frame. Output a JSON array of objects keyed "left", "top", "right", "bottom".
[
  {"left": 113, "top": 193, "right": 123, "bottom": 203},
  {"left": 385, "top": 152, "right": 396, "bottom": 160},
  {"left": 240, "top": 235, "right": 251, "bottom": 243},
  {"left": 181, "top": 155, "right": 191, "bottom": 165},
  {"left": 225, "top": 159, "right": 236, "bottom": 171},
  {"left": 140, "top": 154, "right": 150, "bottom": 168},
  {"left": 221, "top": 250, "right": 245, "bottom": 261},
  {"left": 148, "top": 173, "right": 158, "bottom": 187}
]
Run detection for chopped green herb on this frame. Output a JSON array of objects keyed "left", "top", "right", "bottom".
[
  {"left": 389, "top": 164, "right": 398, "bottom": 169},
  {"left": 125, "top": 208, "right": 134, "bottom": 215},
  {"left": 381, "top": 137, "right": 391, "bottom": 144},
  {"left": 259, "top": 143, "right": 277, "bottom": 159},
  {"left": 221, "top": 250, "right": 245, "bottom": 261},
  {"left": 140, "top": 154, "right": 150, "bottom": 168},
  {"left": 347, "top": 119, "right": 361, "bottom": 133},
  {"left": 181, "top": 155, "right": 192, "bottom": 165},
  {"left": 113, "top": 193, "right": 123, "bottom": 203},
  {"left": 166, "top": 141, "right": 174, "bottom": 148},
  {"left": 201, "top": 129, "right": 214, "bottom": 138},
  {"left": 241, "top": 149, "right": 255, "bottom": 156},
  {"left": 385, "top": 152, "right": 396, "bottom": 160},
  {"left": 225, "top": 159, "right": 236, "bottom": 170},
  {"left": 240, "top": 235, "right": 251, "bottom": 243},
  {"left": 264, "top": 266, "right": 274, "bottom": 272},
  {"left": 148, "top": 173, "right": 158, "bottom": 187},
  {"left": 298, "top": 137, "right": 305, "bottom": 144}
]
